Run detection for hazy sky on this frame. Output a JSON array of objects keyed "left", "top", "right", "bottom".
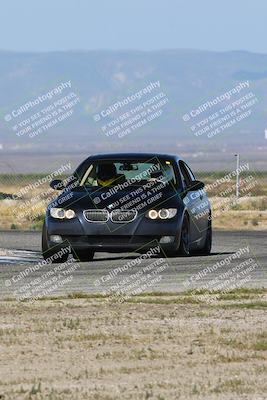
[{"left": 1, "top": 0, "right": 266, "bottom": 53}]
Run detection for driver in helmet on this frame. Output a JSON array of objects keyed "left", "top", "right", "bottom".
[{"left": 97, "top": 163, "right": 118, "bottom": 186}]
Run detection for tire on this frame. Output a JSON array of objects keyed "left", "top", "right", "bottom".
[
  {"left": 178, "top": 214, "right": 191, "bottom": 256},
  {"left": 197, "top": 219, "right": 212, "bottom": 255},
  {"left": 42, "top": 222, "right": 69, "bottom": 263},
  {"left": 73, "top": 249, "right": 95, "bottom": 262}
]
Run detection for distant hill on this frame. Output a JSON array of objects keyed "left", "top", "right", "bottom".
[{"left": 0, "top": 49, "right": 266, "bottom": 168}]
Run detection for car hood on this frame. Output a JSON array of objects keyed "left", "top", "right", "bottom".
[{"left": 50, "top": 185, "right": 182, "bottom": 212}]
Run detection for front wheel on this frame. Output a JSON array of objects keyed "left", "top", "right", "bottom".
[
  {"left": 42, "top": 222, "right": 69, "bottom": 263},
  {"left": 197, "top": 220, "right": 212, "bottom": 255},
  {"left": 178, "top": 214, "right": 191, "bottom": 256}
]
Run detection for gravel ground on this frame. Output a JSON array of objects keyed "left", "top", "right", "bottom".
[{"left": 0, "top": 290, "right": 266, "bottom": 400}]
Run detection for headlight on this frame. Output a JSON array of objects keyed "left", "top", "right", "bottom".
[
  {"left": 146, "top": 208, "right": 177, "bottom": 220},
  {"left": 65, "top": 209, "right": 76, "bottom": 219},
  {"left": 50, "top": 208, "right": 76, "bottom": 219},
  {"left": 159, "top": 208, "right": 170, "bottom": 219},
  {"left": 148, "top": 209, "right": 158, "bottom": 220}
]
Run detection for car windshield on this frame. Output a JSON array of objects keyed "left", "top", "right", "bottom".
[{"left": 77, "top": 159, "right": 177, "bottom": 188}]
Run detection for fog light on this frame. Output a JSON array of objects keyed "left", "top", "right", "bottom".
[
  {"left": 50, "top": 235, "right": 63, "bottom": 243},
  {"left": 159, "top": 236, "right": 175, "bottom": 244}
]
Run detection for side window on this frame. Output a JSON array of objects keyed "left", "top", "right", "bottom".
[
  {"left": 179, "top": 161, "right": 192, "bottom": 188},
  {"left": 183, "top": 163, "right": 196, "bottom": 182}
]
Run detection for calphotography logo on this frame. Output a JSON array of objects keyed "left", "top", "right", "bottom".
[
  {"left": 3, "top": 81, "right": 80, "bottom": 138},
  {"left": 92, "top": 80, "right": 170, "bottom": 139},
  {"left": 89, "top": 241, "right": 172, "bottom": 303},
  {"left": 182, "top": 81, "right": 259, "bottom": 139}
]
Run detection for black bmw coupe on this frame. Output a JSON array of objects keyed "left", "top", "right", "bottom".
[{"left": 42, "top": 153, "right": 212, "bottom": 262}]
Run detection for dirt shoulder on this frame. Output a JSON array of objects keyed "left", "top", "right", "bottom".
[{"left": 0, "top": 290, "right": 267, "bottom": 399}]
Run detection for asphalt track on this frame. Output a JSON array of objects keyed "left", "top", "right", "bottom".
[{"left": 0, "top": 230, "right": 266, "bottom": 299}]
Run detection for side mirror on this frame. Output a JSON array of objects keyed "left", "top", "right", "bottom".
[
  {"left": 188, "top": 180, "right": 205, "bottom": 191},
  {"left": 50, "top": 179, "right": 65, "bottom": 190},
  {"left": 66, "top": 176, "right": 78, "bottom": 188}
]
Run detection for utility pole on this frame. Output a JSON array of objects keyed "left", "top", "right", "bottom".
[{"left": 234, "top": 153, "right": 240, "bottom": 198}]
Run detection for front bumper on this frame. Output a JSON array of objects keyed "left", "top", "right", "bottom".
[
  {"left": 46, "top": 211, "right": 183, "bottom": 253},
  {"left": 50, "top": 234, "right": 177, "bottom": 253}
]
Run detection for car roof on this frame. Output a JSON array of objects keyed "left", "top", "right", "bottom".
[{"left": 84, "top": 152, "right": 182, "bottom": 162}]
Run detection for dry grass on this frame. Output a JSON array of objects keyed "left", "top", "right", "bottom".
[
  {"left": 210, "top": 196, "right": 267, "bottom": 230},
  {"left": 0, "top": 175, "right": 58, "bottom": 230}
]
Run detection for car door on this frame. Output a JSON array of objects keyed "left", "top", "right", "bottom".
[{"left": 178, "top": 161, "right": 209, "bottom": 243}]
